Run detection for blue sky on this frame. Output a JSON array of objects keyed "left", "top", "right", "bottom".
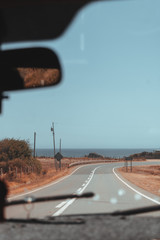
[{"left": 1, "top": 0, "right": 160, "bottom": 149}]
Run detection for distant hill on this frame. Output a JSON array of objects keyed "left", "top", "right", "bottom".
[
  {"left": 129, "top": 151, "right": 160, "bottom": 159},
  {"left": 85, "top": 152, "right": 104, "bottom": 158}
]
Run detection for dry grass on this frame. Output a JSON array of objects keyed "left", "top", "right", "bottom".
[
  {"left": 6, "top": 165, "right": 77, "bottom": 197},
  {"left": 118, "top": 165, "right": 160, "bottom": 196}
]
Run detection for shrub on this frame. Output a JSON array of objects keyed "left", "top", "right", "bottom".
[
  {"left": 0, "top": 138, "right": 32, "bottom": 162},
  {"left": 0, "top": 161, "right": 7, "bottom": 173},
  {"left": 0, "top": 138, "right": 42, "bottom": 175},
  {"left": 24, "top": 158, "right": 42, "bottom": 174},
  {"left": 7, "top": 158, "right": 42, "bottom": 174},
  {"left": 8, "top": 159, "right": 26, "bottom": 169}
]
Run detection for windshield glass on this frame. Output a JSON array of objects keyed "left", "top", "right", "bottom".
[{"left": 1, "top": 0, "right": 160, "bottom": 219}]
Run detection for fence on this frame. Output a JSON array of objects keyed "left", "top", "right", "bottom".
[
  {"left": 0, "top": 166, "right": 38, "bottom": 179},
  {"left": 0, "top": 158, "right": 125, "bottom": 180},
  {"left": 68, "top": 159, "right": 121, "bottom": 168}
]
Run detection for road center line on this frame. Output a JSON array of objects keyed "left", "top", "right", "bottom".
[
  {"left": 52, "top": 166, "right": 101, "bottom": 216},
  {"left": 53, "top": 199, "right": 75, "bottom": 216},
  {"left": 113, "top": 167, "right": 160, "bottom": 205},
  {"left": 77, "top": 188, "right": 82, "bottom": 192},
  {"left": 56, "top": 201, "right": 67, "bottom": 208}
]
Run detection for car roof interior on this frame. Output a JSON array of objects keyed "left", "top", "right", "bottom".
[{"left": 0, "top": 0, "right": 91, "bottom": 44}]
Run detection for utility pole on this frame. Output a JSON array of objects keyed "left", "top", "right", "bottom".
[
  {"left": 33, "top": 132, "right": 36, "bottom": 158},
  {"left": 59, "top": 138, "right": 62, "bottom": 170},
  {"left": 130, "top": 158, "right": 132, "bottom": 172},
  {"left": 51, "top": 122, "right": 56, "bottom": 156},
  {"left": 51, "top": 122, "right": 57, "bottom": 170},
  {"left": 59, "top": 138, "right": 61, "bottom": 154}
]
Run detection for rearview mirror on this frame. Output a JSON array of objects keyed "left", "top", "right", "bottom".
[{"left": 0, "top": 47, "right": 62, "bottom": 92}]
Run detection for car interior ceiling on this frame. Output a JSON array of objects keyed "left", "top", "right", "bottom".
[{"left": 0, "top": 1, "right": 91, "bottom": 44}]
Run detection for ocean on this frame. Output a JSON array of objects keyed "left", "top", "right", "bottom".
[{"left": 34, "top": 148, "right": 157, "bottom": 158}]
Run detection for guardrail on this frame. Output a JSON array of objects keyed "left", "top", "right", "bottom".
[{"left": 68, "top": 159, "right": 121, "bottom": 168}]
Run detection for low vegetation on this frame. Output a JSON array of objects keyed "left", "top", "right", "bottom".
[
  {"left": 129, "top": 151, "right": 160, "bottom": 159},
  {"left": 0, "top": 138, "right": 32, "bottom": 161},
  {"left": 85, "top": 152, "right": 104, "bottom": 158},
  {"left": 0, "top": 138, "right": 42, "bottom": 179}
]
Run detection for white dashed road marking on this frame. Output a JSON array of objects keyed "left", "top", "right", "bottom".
[
  {"left": 53, "top": 166, "right": 101, "bottom": 216},
  {"left": 55, "top": 201, "right": 67, "bottom": 208}
]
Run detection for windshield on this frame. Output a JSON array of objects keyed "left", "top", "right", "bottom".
[{"left": 1, "top": 0, "right": 160, "bottom": 219}]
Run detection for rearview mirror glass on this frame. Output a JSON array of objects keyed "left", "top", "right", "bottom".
[
  {"left": 17, "top": 68, "right": 60, "bottom": 89},
  {"left": 0, "top": 47, "right": 62, "bottom": 92}
]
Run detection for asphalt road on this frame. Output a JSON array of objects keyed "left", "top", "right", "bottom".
[{"left": 6, "top": 161, "right": 160, "bottom": 219}]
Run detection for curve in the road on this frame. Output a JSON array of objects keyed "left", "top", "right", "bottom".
[{"left": 6, "top": 161, "right": 160, "bottom": 219}]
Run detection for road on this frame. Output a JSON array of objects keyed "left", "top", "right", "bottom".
[{"left": 6, "top": 161, "right": 160, "bottom": 219}]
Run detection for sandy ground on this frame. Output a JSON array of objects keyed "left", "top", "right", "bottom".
[{"left": 118, "top": 165, "right": 160, "bottom": 196}]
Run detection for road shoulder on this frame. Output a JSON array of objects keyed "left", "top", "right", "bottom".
[{"left": 113, "top": 166, "right": 160, "bottom": 204}]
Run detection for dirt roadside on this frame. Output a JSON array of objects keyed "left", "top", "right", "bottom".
[
  {"left": 117, "top": 165, "right": 160, "bottom": 196},
  {"left": 7, "top": 165, "right": 77, "bottom": 197}
]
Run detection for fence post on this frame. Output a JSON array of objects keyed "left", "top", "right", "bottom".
[
  {"left": 59, "top": 160, "right": 61, "bottom": 170},
  {"left": 15, "top": 167, "right": 17, "bottom": 178},
  {"left": 130, "top": 158, "right": 132, "bottom": 172},
  {"left": 126, "top": 160, "right": 128, "bottom": 172},
  {"left": 20, "top": 167, "right": 22, "bottom": 177},
  {"left": 0, "top": 168, "right": 3, "bottom": 179}
]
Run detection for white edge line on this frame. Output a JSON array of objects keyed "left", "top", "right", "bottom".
[
  {"left": 53, "top": 166, "right": 101, "bottom": 216},
  {"left": 8, "top": 164, "right": 99, "bottom": 200},
  {"left": 113, "top": 167, "right": 160, "bottom": 205}
]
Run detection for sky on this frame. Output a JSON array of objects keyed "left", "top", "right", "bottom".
[{"left": 1, "top": 0, "right": 160, "bottom": 149}]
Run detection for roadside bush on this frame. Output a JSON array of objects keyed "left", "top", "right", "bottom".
[
  {"left": 0, "top": 161, "right": 7, "bottom": 173},
  {"left": 24, "top": 158, "right": 42, "bottom": 174},
  {"left": 153, "top": 151, "right": 160, "bottom": 159},
  {"left": 130, "top": 151, "right": 160, "bottom": 159},
  {"left": 0, "top": 138, "right": 42, "bottom": 176},
  {"left": 0, "top": 138, "right": 32, "bottom": 161},
  {"left": 8, "top": 159, "right": 26, "bottom": 169}
]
